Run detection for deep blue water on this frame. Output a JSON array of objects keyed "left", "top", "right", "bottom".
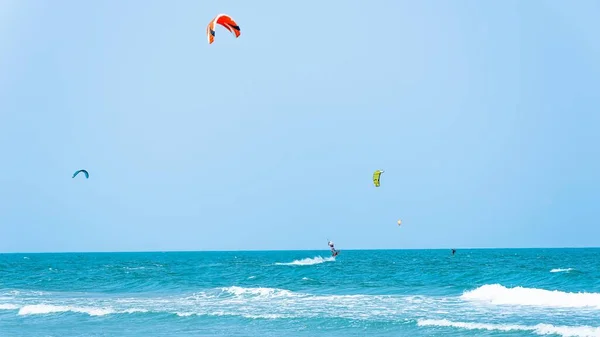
[{"left": 1, "top": 249, "right": 599, "bottom": 336}]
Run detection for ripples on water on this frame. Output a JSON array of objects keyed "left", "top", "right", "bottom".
[{"left": 1, "top": 249, "right": 599, "bottom": 337}]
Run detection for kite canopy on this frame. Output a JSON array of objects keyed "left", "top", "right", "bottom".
[
  {"left": 207, "top": 14, "right": 241, "bottom": 44},
  {"left": 373, "top": 170, "right": 384, "bottom": 187},
  {"left": 397, "top": 219, "right": 402, "bottom": 226},
  {"left": 72, "top": 169, "right": 89, "bottom": 179}
]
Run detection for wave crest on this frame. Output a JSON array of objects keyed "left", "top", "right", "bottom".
[
  {"left": 219, "top": 286, "right": 299, "bottom": 298},
  {"left": 18, "top": 304, "right": 115, "bottom": 316},
  {"left": 418, "top": 319, "right": 600, "bottom": 337},
  {"left": 274, "top": 256, "right": 335, "bottom": 266},
  {"left": 462, "top": 284, "right": 600, "bottom": 309}
]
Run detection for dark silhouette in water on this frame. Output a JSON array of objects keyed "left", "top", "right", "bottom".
[{"left": 451, "top": 249, "right": 456, "bottom": 255}]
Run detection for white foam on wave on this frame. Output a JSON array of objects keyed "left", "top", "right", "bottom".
[
  {"left": 4, "top": 286, "right": 400, "bottom": 320},
  {"left": 462, "top": 284, "right": 600, "bottom": 309},
  {"left": 176, "top": 312, "right": 193, "bottom": 317},
  {"left": 3, "top": 284, "right": 599, "bottom": 324},
  {"left": 14, "top": 304, "right": 149, "bottom": 316},
  {"left": 18, "top": 304, "right": 115, "bottom": 316},
  {"left": 122, "top": 308, "right": 149, "bottom": 314},
  {"left": 219, "top": 286, "right": 298, "bottom": 298},
  {"left": 1, "top": 290, "right": 49, "bottom": 297},
  {"left": 274, "top": 256, "right": 335, "bottom": 266},
  {"left": 418, "top": 319, "right": 600, "bottom": 337},
  {"left": 551, "top": 268, "right": 575, "bottom": 273}
]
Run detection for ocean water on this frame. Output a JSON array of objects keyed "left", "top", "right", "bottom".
[{"left": 1, "top": 249, "right": 599, "bottom": 337}]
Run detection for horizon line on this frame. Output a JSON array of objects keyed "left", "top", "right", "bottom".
[{"left": 2, "top": 246, "right": 599, "bottom": 254}]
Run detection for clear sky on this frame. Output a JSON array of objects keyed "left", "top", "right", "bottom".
[{"left": 1, "top": 0, "right": 599, "bottom": 253}]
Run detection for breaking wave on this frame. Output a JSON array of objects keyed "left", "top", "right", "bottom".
[
  {"left": 461, "top": 284, "right": 600, "bottom": 309},
  {"left": 418, "top": 319, "right": 600, "bottom": 337},
  {"left": 274, "top": 256, "right": 335, "bottom": 266}
]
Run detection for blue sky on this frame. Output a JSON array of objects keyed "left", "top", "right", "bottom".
[{"left": 1, "top": 0, "right": 599, "bottom": 252}]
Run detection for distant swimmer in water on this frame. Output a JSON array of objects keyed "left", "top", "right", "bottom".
[
  {"left": 328, "top": 241, "right": 339, "bottom": 257},
  {"left": 451, "top": 249, "right": 456, "bottom": 255}
]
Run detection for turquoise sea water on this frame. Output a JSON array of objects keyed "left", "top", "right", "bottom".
[{"left": 1, "top": 249, "right": 599, "bottom": 336}]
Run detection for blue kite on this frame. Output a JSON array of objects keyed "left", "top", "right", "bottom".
[{"left": 72, "top": 169, "right": 89, "bottom": 179}]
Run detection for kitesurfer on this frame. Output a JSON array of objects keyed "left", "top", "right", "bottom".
[
  {"left": 328, "top": 241, "right": 339, "bottom": 257},
  {"left": 451, "top": 249, "right": 456, "bottom": 255}
]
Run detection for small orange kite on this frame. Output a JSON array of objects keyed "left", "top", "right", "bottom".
[{"left": 206, "top": 14, "right": 241, "bottom": 44}]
